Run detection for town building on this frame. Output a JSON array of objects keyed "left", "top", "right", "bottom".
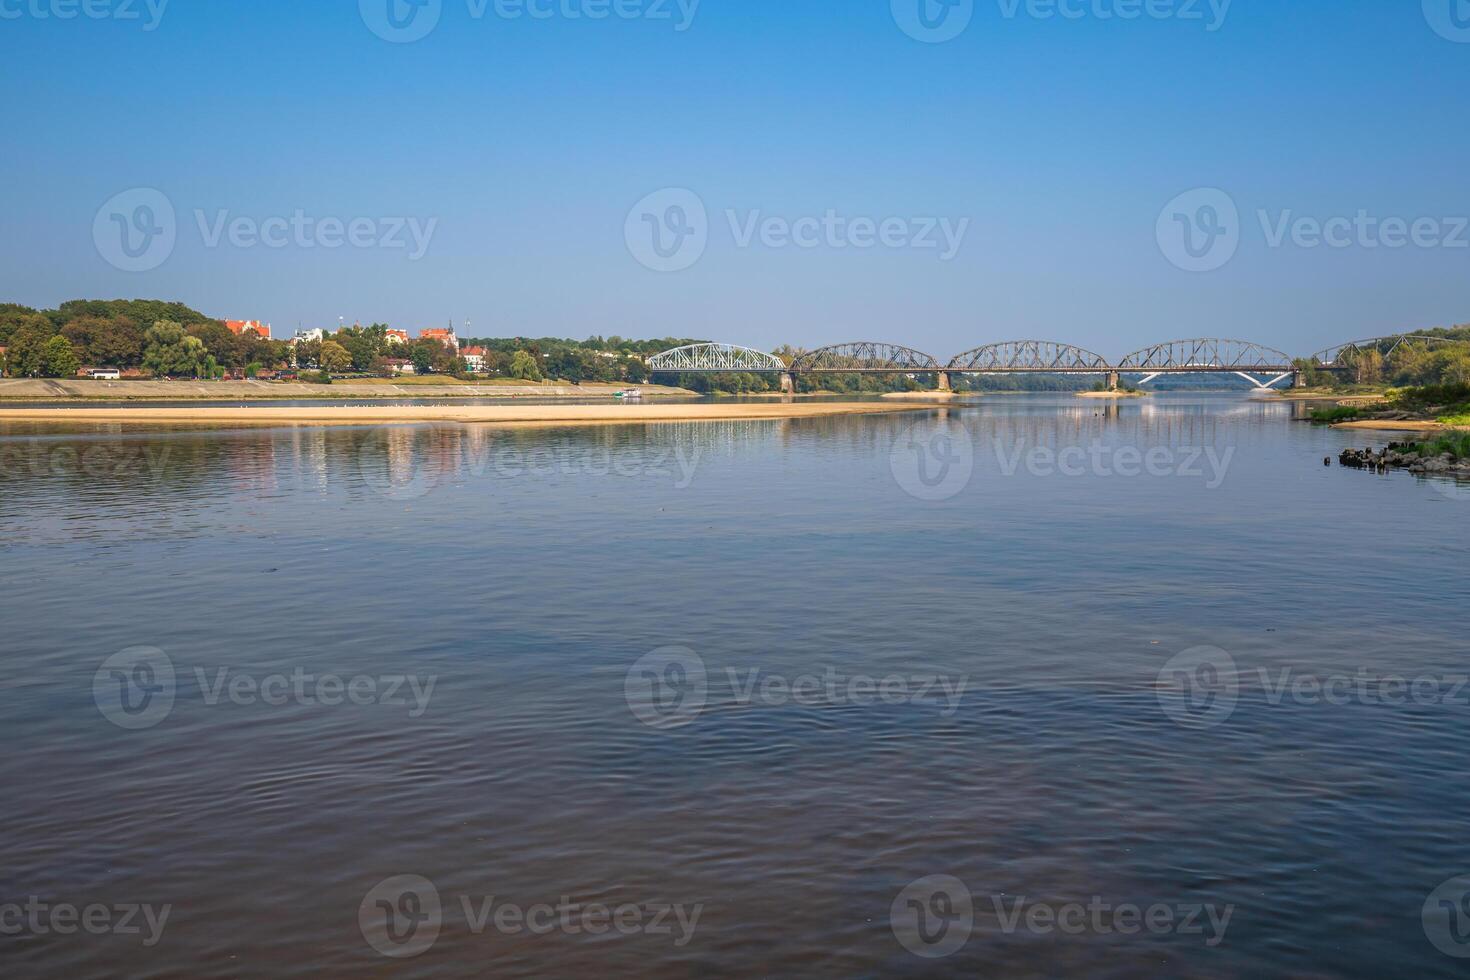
[
  {"left": 225, "top": 320, "right": 272, "bottom": 340},
  {"left": 420, "top": 328, "right": 457, "bottom": 350},
  {"left": 291, "top": 328, "right": 325, "bottom": 344},
  {"left": 460, "top": 346, "right": 487, "bottom": 373},
  {"left": 383, "top": 358, "right": 416, "bottom": 375},
  {"left": 384, "top": 329, "right": 410, "bottom": 345}
]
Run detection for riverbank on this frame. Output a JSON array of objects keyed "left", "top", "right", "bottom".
[
  {"left": 1332, "top": 419, "right": 1456, "bottom": 433},
  {"left": 0, "top": 401, "right": 935, "bottom": 430},
  {"left": 1076, "top": 390, "right": 1147, "bottom": 399},
  {"left": 1339, "top": 434, "right": 1470, "bottom": 478},
  {"left": 0, "top": 378, "right": 696, "bottom": 401}
]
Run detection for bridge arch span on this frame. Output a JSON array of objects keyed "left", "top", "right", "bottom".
[
  {"left": 789, "top": 342, "right": 941, "bottom": 373},
  {"left": 1117, "top": 338, "right": 1293, "bottom": 372},
  {"left": 646, "top": 343, "right": 787, "bottom": 373},
  {"left": 1310, "top": 335, "right": 1470, "bottom": 368},
  {"left": 947, "top": 341, "right": 1112, "bottom": 373}
]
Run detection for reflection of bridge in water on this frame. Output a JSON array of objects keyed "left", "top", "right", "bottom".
[{"left": 647, "top": 336, "right": 1469, "bottom": 392}]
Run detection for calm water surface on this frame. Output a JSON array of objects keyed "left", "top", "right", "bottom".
[{"left": 2, "top": 393, "right": 1467, "bottom": 978}]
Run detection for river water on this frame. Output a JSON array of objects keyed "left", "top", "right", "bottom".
[{"left": 1, "top": 393, "right": 1467, "bottom": 978}]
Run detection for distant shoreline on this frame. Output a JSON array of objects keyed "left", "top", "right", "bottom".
[{"left": 0, "top": 379, "right": 696, "bottom": 402}]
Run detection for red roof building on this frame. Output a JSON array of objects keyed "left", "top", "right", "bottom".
[
  {"left": 225, "top": 320, "right": 272, "bottom": 340},
  {"left": 420, "top": 328, "right": 457, "bottom": 349}
]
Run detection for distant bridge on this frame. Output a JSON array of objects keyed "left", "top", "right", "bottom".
[{"left": 647, "top": 336, "right": 1469, "bottom": 392}]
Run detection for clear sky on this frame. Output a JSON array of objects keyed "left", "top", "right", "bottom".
[{"left": 3, "top": 0, "right": 1469, "bottom": 358}]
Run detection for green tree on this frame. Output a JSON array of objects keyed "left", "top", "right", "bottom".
[
  {"left": 410, "top": 341, "right": 436, "bottom": 376},
  {"left": 509, "top": 349, "right": 543, "bottom": 381},
  {"left": 143, "top": 320, "right": 210, "bottom": 378},
  {"left": 6, "top": 325, "right": 55, "bottom": 377},
  {"left": 319, "top": 340, "right": 353, "bottom": 374},
  {"left": 40, "top": 336, "right": 80, "bottom": 378}
]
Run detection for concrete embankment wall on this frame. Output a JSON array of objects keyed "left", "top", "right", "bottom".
[{"left": 0, "top": 379, "right": 692, "bottom": 400}]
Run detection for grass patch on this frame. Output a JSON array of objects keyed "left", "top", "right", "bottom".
[
  {"left": 1308, "top": 405, "right": 1361, "bottom": 423},
  {"left": 1412, "top": 432, "right": 1470, "bottom": 459}
]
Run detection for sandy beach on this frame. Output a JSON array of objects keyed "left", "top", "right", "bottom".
[{"left": 0, "top": 401, "right": 935, "bottom": 430}]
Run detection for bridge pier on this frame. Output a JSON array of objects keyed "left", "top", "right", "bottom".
[
  {"left": 780, "top": 372, "right": 796, "bottom": 394},
  {"left": 1293, "top": 370, "right": 1306, "bottom": 389},
  {"left": 1105, "top": 370, "right": 1120, "bottom": 391},
  {"left": 936, "top": 371, "right": 951, "bottom": 392}
]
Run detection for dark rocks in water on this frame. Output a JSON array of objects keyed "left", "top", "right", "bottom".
[{"left": 1337, "top": 443, "right": 1470, "bottom": 478}]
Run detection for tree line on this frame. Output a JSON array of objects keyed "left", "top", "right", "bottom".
[{"left": 3, "top": 299, "right": 1467, "bottom": 389}]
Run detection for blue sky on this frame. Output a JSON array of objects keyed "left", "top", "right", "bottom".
[{"left": 3, "top": 0, "right": 1469, "bottom": 358}]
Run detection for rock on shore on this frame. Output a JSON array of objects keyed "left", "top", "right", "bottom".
[{"left": 1338, "top": 444, "right": 1470, "bottom": 477}]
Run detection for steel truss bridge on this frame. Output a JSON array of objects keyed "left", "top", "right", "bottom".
[{"left": 646, "top": 337, "right": 1469, "bottom": 391}]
